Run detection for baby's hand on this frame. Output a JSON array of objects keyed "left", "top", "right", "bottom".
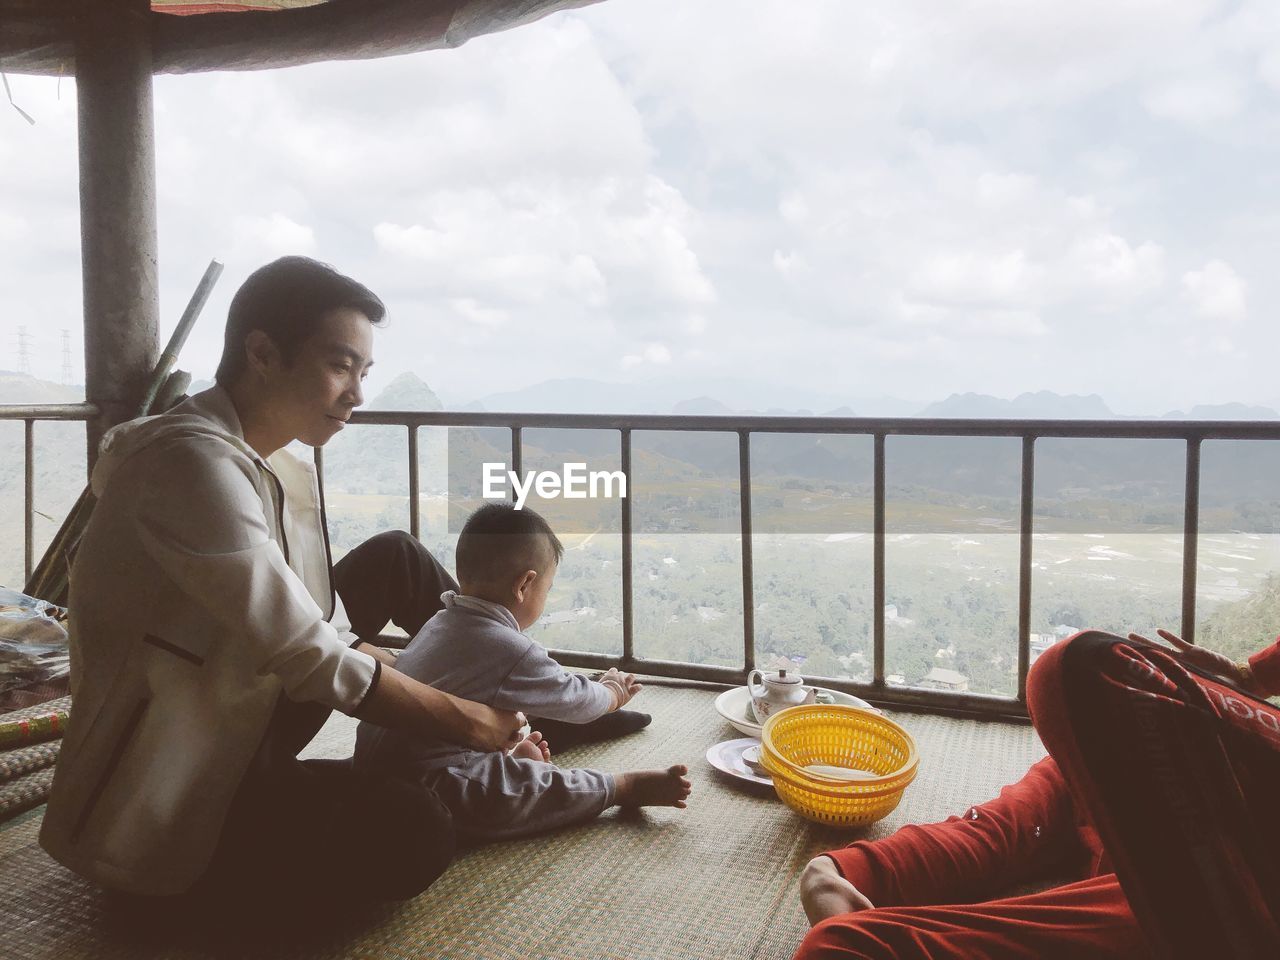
[{"left": 599, "top": 668, "right": 643, "bottom": 710}]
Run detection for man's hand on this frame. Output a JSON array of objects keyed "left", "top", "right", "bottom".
[
  {"left": 1128, "top": 628, "right": 1262, "bottom": 695},
  {"left": 598, "top": 667, "right": 643, "bottom": 711},
  {"left": 354, "top": 641, "right": 399, "bottom": 667},
  {"left": 449, "top": 694, "right": 528, "bottom": 753},
  {"left": 356, "top": 666, "right": 525, "bottom": 752}
]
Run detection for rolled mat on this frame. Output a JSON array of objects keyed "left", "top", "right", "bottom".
[
  {"left": 0, "top": 741, "right": 59, "bottom": 785},
  {"left": 0, "top": 766, "right": 55, "bottom": 822},
  {"left": 0, "top": 696, "right": 71, "bottom": 750}
]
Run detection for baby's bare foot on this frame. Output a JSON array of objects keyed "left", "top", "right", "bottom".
[
  {"left": 614, "top": 765, "right": 692, "bottom": 809},
  {"left": 512, "top": 731, "right": 552, "bottom": 762}
]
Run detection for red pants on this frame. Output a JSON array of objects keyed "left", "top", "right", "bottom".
[{"left": 794, "top": 632, "right": 1280, "bottom": 959}]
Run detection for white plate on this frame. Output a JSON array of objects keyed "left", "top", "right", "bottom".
[
  {"left": 705, "top": 737, "right": 775, "bottom": 789},
  {"left": 714, "top": 685, "right": 876, "bottom": 738}
]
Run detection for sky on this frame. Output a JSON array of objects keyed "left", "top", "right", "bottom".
[{"left": 3, "top": 0, "right": 1280, "bottom": 414}]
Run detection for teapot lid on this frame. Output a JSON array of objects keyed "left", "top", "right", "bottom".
[{"left": 772, "top": 669, "right": 802, "bottom": 684}]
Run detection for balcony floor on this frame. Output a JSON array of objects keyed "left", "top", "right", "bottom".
[{"left": 0, "top": 682, "right": 1047, "bottom": 959}]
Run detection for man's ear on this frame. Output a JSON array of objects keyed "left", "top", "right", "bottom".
[
  {"left": 243, "top": 329, "right": 281, "bottom": 379},
  {"left": 514, "top": 569, "right": 538, "bottom": 602}
]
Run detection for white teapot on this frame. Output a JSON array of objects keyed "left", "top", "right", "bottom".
[{"left": 748, "top": 668, "right": 816, "bottom": 724}]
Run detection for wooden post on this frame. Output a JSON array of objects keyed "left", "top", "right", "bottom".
[{"left": 76, "top": 0, "right": 159, "bottom": 467}]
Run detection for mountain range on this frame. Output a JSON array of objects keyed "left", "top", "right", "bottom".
[
  {"left": 6, "top": 369, "right": 1279, "bottom": 421},
  {"left": 453, "top": 379, "right": 1280, "bottom": 421},
  {"left": 5, "top": 368, "right": 1280, "bottom": 588}
]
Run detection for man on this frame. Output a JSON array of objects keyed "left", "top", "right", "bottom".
[{"left": 40, "top": 256, "right": 525, "bottom": 906}]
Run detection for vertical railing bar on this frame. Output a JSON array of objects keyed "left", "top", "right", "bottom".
[
  {"left": 739, "top": 430, "right": 755, "bottom": 676},
  {"left": 407, "top": 425, "right": 420, "bottom": 540},
  {"left": 506, "top": 424, "right": 522, "bottom": 506},
  {"left": 620, "top": 429, "right": 634, "bottom": 664},
  {"left": 1017, "top": 435, "right": 1035, "bottom": 702},
  {"left": 24, "top": 419, "right": 34, "bottom": 585},
  {"left": 873, "top": 433, "right": 886, "bottom": 687},
  {"left": 1181, "top": 437, "right": 1202, "bottom": 643},
  {"left": 510, "top": 427, "right": 522, "bottom": 504}
]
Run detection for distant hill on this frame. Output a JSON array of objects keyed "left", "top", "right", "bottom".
[
  {"left": 920, "top": 391, "right": 1114, "bottom": 419},
  {"left": 671, "top": 396, "right": 735, "bottom": 416},
  {"left": 472, "top": 379, "right": 664, "bottom": 414},
  {"left": 1163, "top": 403, "right": 1279, "bottom": 420},
  {"left": 8, "top": 370, "right": 1280, "bottom": 589},
  {"left": 325, "top": 372, "right": 446, "bottom": 497},
  {"left": 464, "top": 376, "right": 917, "bottom": 417},
  {"left": 367, "top": 371, "right": 442, "bottom": 412},
  {"left": 0, "top": 372, "right": 82, "bottom": 404}
]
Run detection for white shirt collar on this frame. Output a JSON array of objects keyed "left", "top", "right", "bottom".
[{"left": 441, "top": 590, "right": 522, "bottom": 633}]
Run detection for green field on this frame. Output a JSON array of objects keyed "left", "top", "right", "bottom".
[{"left": 320, "top": 486, "right": 1280, "bottom": 699}]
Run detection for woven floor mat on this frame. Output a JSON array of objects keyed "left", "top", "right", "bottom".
[{"left": 0, "top": 685, "right": 1046, "bottom": 960}]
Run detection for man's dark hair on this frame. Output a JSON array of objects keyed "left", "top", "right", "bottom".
[
  {"left": 456, "top": 502, "right": 564, "bottom": 588},
  {"left": 215, "top": 256, "right": 387, "bottom": 385}
]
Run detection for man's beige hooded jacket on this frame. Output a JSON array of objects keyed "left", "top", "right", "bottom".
[{"left": 39, "top": 386, "right": 378, "bottom": 895}]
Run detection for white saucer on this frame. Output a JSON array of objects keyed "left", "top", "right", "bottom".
[
  {"left": 713, "top": 685, "right": 876, "bottom": 738},
  {"left": 705, "top": 737, "right": 775, "bottom": 789}
]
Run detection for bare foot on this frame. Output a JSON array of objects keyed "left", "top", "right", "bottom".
[
  {"left": 613, "top": 765, "right": 692, "bottom": 809},
  {"left": 799, "top": 855, "right": 875, "bottom": 926},
  {"left": 511, "top": 731, "right": 552, "bottom": 762}
]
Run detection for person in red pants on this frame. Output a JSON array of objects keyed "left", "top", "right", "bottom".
[{"left": 793, "top": 628, "right": 1280, "bottom": 960}]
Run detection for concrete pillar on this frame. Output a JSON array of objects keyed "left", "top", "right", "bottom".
[{"left": 76, "top": 0, "right": 159, "bottom": 465}]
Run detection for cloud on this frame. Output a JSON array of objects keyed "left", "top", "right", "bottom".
[
  {"left": 908, "top": 250, "right": 1038, "bottom": 309},
  {"left": 4, "top": 0, "right": 1280, "bottom": 417},
  {"left": 231, "top": 213, "right": 316, "bottom": 258},
  {"left": 372, "top": 174, "right": 710, "bottom": 313},
  {"left": 1142, "top": 72, "right": 1246, "bottom": 125},
  {"left": 684, "top": 313, "right": 709, "bottom": 335},
  {"left": 1062, "top": 233, "right": 1166, "bottom": 298},
  {"left": 1182, "top": 259, "right": 1247, "bottom": 323},
  {"left": 450, "top": 298, "right": 508, "bottom": 328},
  {"left": 621, "top": 342, "right": 672, "bottom": 368},
  {"left": 772, "top": 249, "right": 807, "bottom": 278}
]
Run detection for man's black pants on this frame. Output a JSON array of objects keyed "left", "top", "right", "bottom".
[{"left": 198, "top": 531, "right": 459, "bottom": 906}]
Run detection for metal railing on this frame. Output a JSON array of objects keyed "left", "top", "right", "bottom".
[
  {"left": 330, "top": 410, "right": 1280, "bottom": 721},
  {"left": 5, "top": 402, "right": 1278, "bottom": 720},
  {"left": 0, "top": 403, "right": 97, "bottom": 584}
]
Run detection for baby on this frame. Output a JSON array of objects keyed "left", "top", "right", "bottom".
[{"left": 353, "top": 502, "right": 691, "bottom": 842}]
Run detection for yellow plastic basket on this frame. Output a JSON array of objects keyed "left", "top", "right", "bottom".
[{"left": 760, "top": 704, "right": 918, "bottom": 827}]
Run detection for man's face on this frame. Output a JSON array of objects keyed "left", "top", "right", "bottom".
[{"left": 272, "top": 306, "right": 374, "bottom": 448}]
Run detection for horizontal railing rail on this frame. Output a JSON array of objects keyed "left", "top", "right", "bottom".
[
  {"left": 351, "top": 409, "right": 1280, "bottom": 439},
  {"left": 330, "top": 409, "right": 1280, "bottom": 721},
  {"left": 0, "top": 403, "right": 98, "bottom": 585}
]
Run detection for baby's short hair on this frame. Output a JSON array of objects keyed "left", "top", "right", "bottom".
[{"left": 456, "top": 502, "right": 564, "bottom": 587}]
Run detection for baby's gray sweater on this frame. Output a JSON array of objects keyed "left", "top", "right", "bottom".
[{"left": 354, "top": 592, "right": 614, "bottom": 775}]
